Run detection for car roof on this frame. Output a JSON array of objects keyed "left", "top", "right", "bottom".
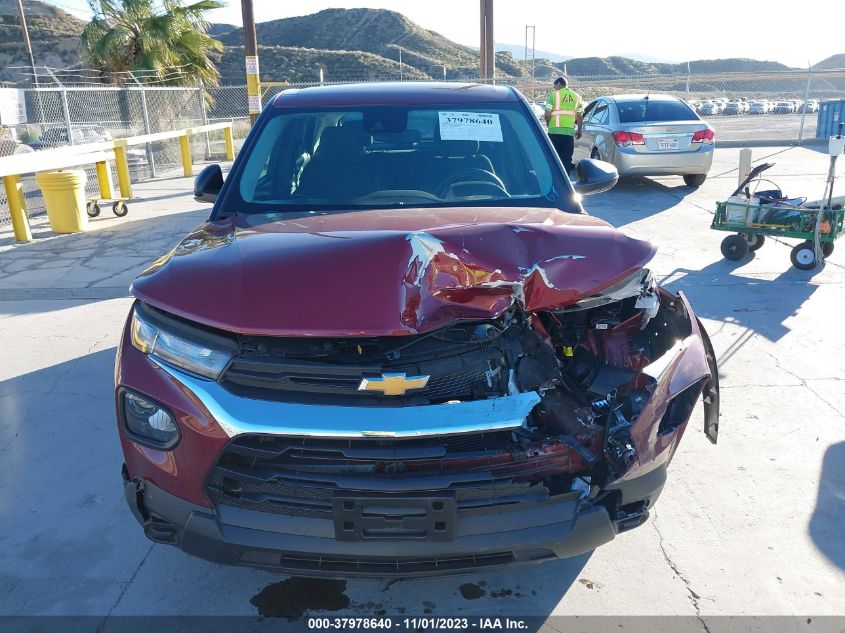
[
  {"left": 272, "top": 82, "right": 519, "bottom": 108},
  {"left": 607, "top": 94, "right": 684, "bottom": 104}
]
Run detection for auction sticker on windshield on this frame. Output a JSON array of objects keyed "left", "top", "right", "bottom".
[{"left": 438, "top": 112, "right": 503, "bottom": 142}]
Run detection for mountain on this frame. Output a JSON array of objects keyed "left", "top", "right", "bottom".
[
  {"left": 2, "top": 3, "right": 835, "bottom": 87},
  {"left": 0, "top": 0, "right": 85, "bottom": 81},
  {"left": 813, "top": 54, "right": 845, "bottom": 69},
  {"left": 219, "top": 8, "right": 480, "bottom": 79},
  {"left": 208, "top": 23, "right": 237, "bottom": 38},
  {"left": 496, "top": 43, "right": 570, "bottom": 63}
]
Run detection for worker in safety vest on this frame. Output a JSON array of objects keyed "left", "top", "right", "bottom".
[{"left": 544, "top": 76, "right": 584, "bottom": 174}]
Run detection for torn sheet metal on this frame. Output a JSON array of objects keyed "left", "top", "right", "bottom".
[{"left": 131, "top": 206, "right": 656, "bottom": 337}]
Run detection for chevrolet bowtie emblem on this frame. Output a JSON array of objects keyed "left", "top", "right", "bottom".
[{"left": 358, "top": 372, "right": 430, "bottom": 396}]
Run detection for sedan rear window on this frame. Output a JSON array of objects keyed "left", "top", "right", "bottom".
[{"left": 616, "top": 100, "right": 699, "bottom": 123}]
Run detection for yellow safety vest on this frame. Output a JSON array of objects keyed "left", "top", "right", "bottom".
[{"left": 547, "top": 88, "right": 582, "bottom": 134}]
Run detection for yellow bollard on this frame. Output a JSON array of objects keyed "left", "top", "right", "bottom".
[
  {"left": 180, "top": 132, "right": 193, "bottom": 177},
  {"left": 223, "top": 125, "right": 235, "bottom": 161},
  {"left": 113, "top": 141, "right": 133, "bottom": 199},
  {"left": 3, "top": 174, "right": 32, "bottom": 242},
  {"left": 95, "top": 160, "right": 114, "bottom": 200}
]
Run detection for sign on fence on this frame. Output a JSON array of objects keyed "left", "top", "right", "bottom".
[{"left": 0, "top": 89, "right": 27, "bottom": 125}]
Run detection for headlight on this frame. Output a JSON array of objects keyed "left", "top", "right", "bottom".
[
  {"left": 130, "top": 305, "right": 233, "bottom": 380},
  {"left": 122, "top": 390, "right": 180, "bottom": 448}
]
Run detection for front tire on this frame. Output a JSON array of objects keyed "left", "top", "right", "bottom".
[
  {"left": 684, "top": 174, "right": 707, "bottom": 187},
  {"left": 721, "top": 234, "right": 749, "bottom": 261}
]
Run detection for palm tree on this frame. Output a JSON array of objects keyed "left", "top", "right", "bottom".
[{"left": 81, "top": 0, "right": 224, "bottom": 86}]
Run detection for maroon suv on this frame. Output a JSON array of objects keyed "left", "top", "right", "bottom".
[{"left": 116, "top": 82, "right": 719, "bottom": 577}]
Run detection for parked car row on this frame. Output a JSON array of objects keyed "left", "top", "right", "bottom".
[{"left": 686, "top": 98, "right": 819, "bottom": 115}]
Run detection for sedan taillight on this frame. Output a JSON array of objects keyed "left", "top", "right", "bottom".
[
  {"left": 612, "top": 131, "right": 645, "bottom": 147},
  {"left": 692, "top": 128, "right": 715, "bottom": 144}
]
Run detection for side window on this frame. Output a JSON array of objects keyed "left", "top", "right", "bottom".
[
  {"left": 592, "top": 102, "right": 610, "bottom": 126},
  {"left": 583, "top": 100, "right": 597, "bottom": 121}
]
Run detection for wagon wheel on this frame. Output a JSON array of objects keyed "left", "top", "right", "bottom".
[
  {"left": 721, "top": 234, "right": 749, "bottom": 261},
  {"left": 112, "top": 200, "right": 129, "bottom": 217},
  {"left": 86, "top": 201, "right": 101, "bottom": 218},
  {"left": 790, "top": 241, "right": 818, "bottom": 270},
  {"left": 822, "top": 242, "right": 834, "bottom": 258},
  {"left": 741, "top": 233, "right": 765, "bottom": 252}
]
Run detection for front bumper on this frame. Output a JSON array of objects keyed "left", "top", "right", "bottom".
[{"left": 123, "top": 466, "right": 664, "bottom": 578}]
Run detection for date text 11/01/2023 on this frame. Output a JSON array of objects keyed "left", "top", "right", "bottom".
[{"left": 307, "top": 617, "right": 529, "bottom": 630}]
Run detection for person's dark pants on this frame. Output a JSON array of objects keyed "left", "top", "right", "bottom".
[{"left": 549, "top": 133, "right": 575, "bottom": 173}]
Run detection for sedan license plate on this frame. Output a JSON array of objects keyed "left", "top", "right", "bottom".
[{"left": 657, "top": 138, "right": 679, "bottom": 150}]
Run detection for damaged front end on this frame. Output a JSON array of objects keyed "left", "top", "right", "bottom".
[
  {"left": 122, "top": 212, "right": 719, "bottom": 574},
  {"left": 192, "top": 266, "right": 718, "bottom": 541}
]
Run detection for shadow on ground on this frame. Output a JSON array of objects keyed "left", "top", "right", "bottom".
[
  {"left": 585, "top": 176, "right": 699, "bottom": 227},
  {"left": 810, "top": 441, "right": 845, "bottom": 572},
  {"left": 660, "top": 256, "right": 822, "bottom": 345}
]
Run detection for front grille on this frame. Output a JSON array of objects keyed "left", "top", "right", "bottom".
[
  {"left": 222, "top": 357, "right": 493, "bottom": 404},
  {"left": 221, "top": 327, "right": 517, "bottom": 405},
  {"left": 205, "top": 433, "right": 571, "bottom": 521}
]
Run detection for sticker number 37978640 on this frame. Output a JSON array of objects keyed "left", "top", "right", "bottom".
[{"left": 438, "top": 112, "right": 504, "bottom": 143}]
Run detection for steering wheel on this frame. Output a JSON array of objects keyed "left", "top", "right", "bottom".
[{"left": 435, "top": 168, "right": 509, "bottom": 199}]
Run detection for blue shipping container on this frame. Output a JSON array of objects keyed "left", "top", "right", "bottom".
[{"left": 816, "top": 100, "right": 845, "bottom": 138}]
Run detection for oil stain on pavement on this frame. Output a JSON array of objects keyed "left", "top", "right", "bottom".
[
  {"left": 250, "top": 577, "right": 350, "bottom": 618},
  {"left": 458, "top": 583, "right": 486, "bottom": 599}
]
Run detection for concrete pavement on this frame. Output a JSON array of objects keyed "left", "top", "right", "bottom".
[{"left": 0, "top": 148, "right": 843, "bottom": 623}]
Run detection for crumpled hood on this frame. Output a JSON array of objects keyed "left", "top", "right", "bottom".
[{"left": 131, "top": 207, "right": 656, "bottom": 336}]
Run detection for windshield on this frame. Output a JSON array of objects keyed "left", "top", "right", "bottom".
[
  {"left": 617, "top": 99, "right": 699, "bottom": 123},
  {"left": 218, "top": 101, "right": 569, "bottom": 214}
]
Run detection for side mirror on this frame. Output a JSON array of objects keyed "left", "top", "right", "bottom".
[
  {"left": 572, "top": 158, "right": 618, "bottom": 196},
  {"left": 194, "top": 164, "right": 223, "bottom": 203}
]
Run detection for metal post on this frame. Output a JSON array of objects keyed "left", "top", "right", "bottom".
[
  {"left": 3, "top": 174, "right": 32, "bottom": 242},
  {"left": 130, "top": 71, "right": 156, "bottom": 177},
  {"left": 95, "top": 160, "right": 114, "bottom": 200},
  {"left": 113, "top": 141, "right": 133, "bottom": 199},
  {"left": 738, "top": 149, "right": 752, "bottom": 189},
  {"left": 223, "top": 125, "right": 235, "bottom": 161},
  {"left": 198, "top": 78, "right": 211, "bottom": 159},
  {"left": 44, "top": 67, "right": 73, "bottom": 146},
  {"left": 179, "top": 132, "right": 193, "bottom": 177},
  {"left": 797, "top": 65, "right": 812, "bottom": 145},
  {"left": 399, "top": 49, "right": 403, "bottom": 81},
  {"left": 686, "top": 62, "right": 691, "bottom": 101}
]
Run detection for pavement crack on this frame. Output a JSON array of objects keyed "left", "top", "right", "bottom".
[
  {"left": 652, "top": 511, "right": 710, "bottom": 632},
  {"left": 96, "top": 542, "right": 155, "bottom": 630},
  {"left": 753, "top": 344, "right": 844, "bottom": 417}
]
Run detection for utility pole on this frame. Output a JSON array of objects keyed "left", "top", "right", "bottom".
[
  {"left": 15, "top": 0, "right": 45, "bottom": 123},
  {"left": 479, "top": 0, "right": 495, "bottom": 81},
  {"left": 15, "top": 0, "right": 36, "bottom": 81},
  {"left": 241, "top": 0, "right": 260, "bottom": 125}
]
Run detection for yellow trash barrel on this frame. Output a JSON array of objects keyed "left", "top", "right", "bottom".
[{"left": 35, "top": 169, "right": 89, "bottom": 234}]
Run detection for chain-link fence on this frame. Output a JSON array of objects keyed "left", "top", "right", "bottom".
[{"left": 3, "top": 66, "right": 844, "bottom": 229}]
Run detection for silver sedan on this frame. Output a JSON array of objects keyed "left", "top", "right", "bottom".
[{"left": 576, "top": 94, "right": 715, "bottom": 186}]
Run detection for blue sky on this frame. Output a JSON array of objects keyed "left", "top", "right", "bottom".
[{"left": 45, "top": 0, "right": 840, "bottom": 68}]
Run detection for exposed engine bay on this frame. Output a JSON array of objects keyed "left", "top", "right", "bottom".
[{"left": 215, "top": 267, "right": 718, "bottom": 519}]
